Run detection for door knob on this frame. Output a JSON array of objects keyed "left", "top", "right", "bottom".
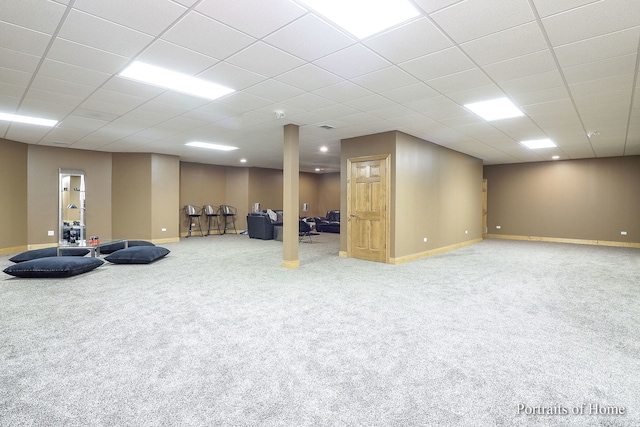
[{"left": 350, "top": 213, "right": 356, "bottom": 217}]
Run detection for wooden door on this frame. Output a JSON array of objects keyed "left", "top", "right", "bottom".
[{"left": 347, "top": 155, "right": 390, "bottom": 263}]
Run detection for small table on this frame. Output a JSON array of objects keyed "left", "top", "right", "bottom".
[{"left": 57, "top": 239, "right": 128, "bottom": 257}]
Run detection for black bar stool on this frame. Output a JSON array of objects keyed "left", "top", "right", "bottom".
[
  {"left": 203, "top": 204, "right": 221, "bottom": 235},
  {"left": 184, "top": 205, "right": 203, "bottom": 237}
]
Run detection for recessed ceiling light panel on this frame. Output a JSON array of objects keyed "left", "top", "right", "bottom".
[
  {"left": 296, "top": 0, "right": 420, "bottom": 39},
  {"left": 0, "top": 112, "right": 58, "bottom": 127},
  {"left": 464, "top": 97, "right": 524, "bottom": 121},
  {"left": 520, "top": 138, "right": 556, "bottom": 150},
  {"left": 185, "top": 142, "right": 238, "bottom": 151},
  {"left": 120, "top": 61, "right": 235, "bottom": 101}
]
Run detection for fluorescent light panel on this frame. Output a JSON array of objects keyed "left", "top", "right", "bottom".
[
  {"left": 186, "top": 142, "right": 238, "bottom": 151},
  {"left": 520, "top": 139, "right": 556, "bottom": 149},
  {"left": 0, "top": 112, "right": 57, "bottom": 127},
  {"left": 464, "top": 97, "right": 524, "bottom": 121},
  {"left": 296, "top": 0, "right": 420, "bottom": 39},
  {"left": 120, "top": 61, "right": 234, "bottom": 100}
]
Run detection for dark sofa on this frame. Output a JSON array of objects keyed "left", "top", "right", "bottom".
[
  {"left": 315, "top": 210, "right": 340, "bottom": 233},
  {"left": 246, "top": 211, "right": 282, "bottom": 240}
]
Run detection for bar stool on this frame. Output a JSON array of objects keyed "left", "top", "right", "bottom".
[
  {"left": 184, "top": 204, "right": 203, "bottom": 237},
  {"left": 219, "top": 205, "right": 237, "bottom": 234},
  {"left": 203, "top": 204, "right": 221, "bottom": 236}
]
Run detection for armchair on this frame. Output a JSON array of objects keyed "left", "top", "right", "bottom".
[{"left": 246, "top": 211, "right": 282, "bottom": 240}]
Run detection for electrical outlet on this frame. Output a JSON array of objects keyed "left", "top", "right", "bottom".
[
  {"left": 621, "top": 231, "right": 628, "bottom": 236},
  {"left": 47, "top": 230, "right": 55, "bottom": 236},
  {"left": 423, "top": 237, "right": 428, "bottom": 242},
  {"left": 161, "top": 228, "right": 167, "bottom": 232},
  {"left": 496, "top": 225, "right": 501, "bottom": 229},
  {"left": 465, "top": 230, "right": 468, "bottom": 234}
]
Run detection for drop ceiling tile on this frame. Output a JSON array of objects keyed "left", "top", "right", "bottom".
[
  {"left": 312, "top": 81, "right": 373, "bottom": 103},
  {"left": 154, "top": 91, "right": 214, "bottom": 109},
  {"left": 313, "top": 103, "right": 360, "bottom": 120},
  {"left": 446, "top": 84, "right": 505, "bottom": 104},
  {"left": 198, "top": 62, "right": 266, "bottom": 91},
  {"left": 460, "top": 22, "right": 548, "bottom": 66},
  {"left": 565, "top": 55, "right": 637, "bottom": 86},
  {"left": 402, "top": 47, "right": 476, "bottom": 83},
  {"left": 0, "top": 67, "right": 32, "bottom": 87},
  {"left": 0, "top": 90, "right": 21, "bottom": 110},
  {"left": 5, "top": 123, "right": 53, "bottom": 143},
  {"left": 532, "top": 0, "right": 600, "bottom": 18},
  {"left": 313, "top": 44, "right": 390, "bottom": 79},
  {"left": 510, "top": 85, "right": 570, "bottom": 106},
  {"left": 380, "top": 83, "right": 440, "bottom": 104},
  {"left": 570, "top": 74, "right": 634, "bottom": 99},
  {"left": 500, "top": 70, "right": 565, "bottom": 95},
  {"left": 105, "top": 77, "right": 166, "bottom": 99},
  {"left": 528, "top": 110, "right": 583, "bottom": 128},
  {"left": 351, "top": 67, "right": 419, "bottom": 93},
  {"left": 216, "top": 91, "right": 273, "bottom": 110},
  {"left": 364, "top": 17, "right": 453, "bottom": 64},
  {"left": 137, "top": 40, "right": 219, "bottom": 75},
  {"left": 30, "top": 76, "right": 94, "bottom": 101},
  {"left": 0, "top": 0, "right": 66, "bottom": 34},
  {"left": 243, "top": 79, "right": 304, "bottom": 102},
  {"left": 162, "top": 12, "right": 255, "bottom": 60},
  {"left": 275, "top": 64, "right": 342, "bottom": 92},
  {"left": 18, "top": 93, "right": 78, "bottom": 120},
  {"left": 47, "top": 39, "right": 129, "bottom": 74},
  {"left": 59, "top": 10, "right": 154, "bottom": 57},
  {"left": 39, "top": 59, "right": 111, "bottom": 87},
  {"left": 39, "top": 126, "right": 94, "bottom": 145},
  {"left": 80, "top": 89, "right": 148, "bottom": 116},
  {"left": 196, "top": 0, "right": 306, "bottom": 39},
  {"left": 369, "top": 104, "right": 418, "bottom": 120},
  {"left": 521, "top": 98, "right": 574, "bottom": 116},
  {"left": 344, "top": 94, "right": 397, "bottom": 111},
  {"left": 412, "top": 0, "right": 466, "bottom": 14},
  {"left": 429, "top": 0, "right": 536, "bottom": 44},
  {"left": 74, "top": 0, "right": 187, "bottom": 36},
  {"left": 484, "top": 50, "right": 558, "bottom": 82},
  {"left": 0, "top": 47, "right": 41, "bottom": 74},
  {"left": 542, "top": 0, "right": 640, "bottom": 46},
  {"left": 277, "top": 93, "right": 334, "bottom": 112},
  {"left": 264, "top": 14, "right": 354, "bottom": 62},
  {"left": 554, "top": 27, "right": 640, "bottom": 68},
  {"left": 0, "top": 21, "right": 51, "bottom": 56},
  {"left": 426, "top": 68, "right": 493, "bottom": 94},
  {"left": 227, "top": 42, "right": 305, "bottom": 78}
]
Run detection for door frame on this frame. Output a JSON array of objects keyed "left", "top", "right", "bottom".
[{"left": 346, "top": 154, "right": 391, "bottom": 263}]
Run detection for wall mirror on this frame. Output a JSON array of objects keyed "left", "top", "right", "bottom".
[{"left": 59, "top": 168, "right": 86, "bottom": 244}]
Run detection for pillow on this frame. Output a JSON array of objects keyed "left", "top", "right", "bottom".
[
  {"left": 104, "top": 246, "right": 169, "bottom": 264},
  {"left": 98, "top": 240, "right": 155, "bottom": 255},
  {"left": 9, "top": 247, "right": 90, "bottom": 263},
  {"left": 3, "top": 256, "right": 103, "bottom": 278}
]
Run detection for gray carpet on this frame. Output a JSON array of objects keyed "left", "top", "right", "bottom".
[{"left": 1, "top": 234, "right": 638, "bottom": 426}]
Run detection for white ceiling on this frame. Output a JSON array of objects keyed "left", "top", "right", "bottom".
[{"left": 1, "top": 0, "right": 639, "bottom": 172}]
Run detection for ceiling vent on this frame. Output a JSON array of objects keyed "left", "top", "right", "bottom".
[{"left": 318, "top": 124, "right": 334, "bottom": 130}]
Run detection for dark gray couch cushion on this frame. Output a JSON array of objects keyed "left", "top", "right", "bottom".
[
  {"left": 104, "top": 246, "right": 169, "bottom": 264},
  {"left": 3, "top": 256, "right": 103, "bottom": 278},
  {"left": 9, "top": 247, "right": 90, "bottom": 263}
]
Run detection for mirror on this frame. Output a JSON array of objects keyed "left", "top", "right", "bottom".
[{"left": 59, "top": 168, "right": 86, "bottom": 244}]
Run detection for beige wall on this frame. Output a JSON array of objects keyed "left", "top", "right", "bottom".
[
  {"left": 0, "top": 139, "right": 28, "bottom": 253},
  {"left": 483, "top": 156, "right": 640, "bottom": 243},
  {"left": 226, "top": 167, "right": 249, "bottom": 231},
  {"left": 299, "top": 172, "right": 320, "bottom": 217},
  {"left": 112, "top": 153, "right": 151, "bottom": 239},
  {"left": 151, "top": 154, "right": 180, "bottom": 242},
  {"left": 317, "top": 172, "right": 340, "bottom": 217},
  {"left": 248, "top": 167, "right": 283, "bottom": 212},
  {"left": 341, "top": 131, "right": 482, "bottom": 260},
  {"left": 395, "top": 132, "right": 483, "bottom": 258},
  {"left": 179, "top": 162, "right": 227, "bottom": 235},
  {"left": 27, "top": 145, "right": 112, "bottom": 247}
]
